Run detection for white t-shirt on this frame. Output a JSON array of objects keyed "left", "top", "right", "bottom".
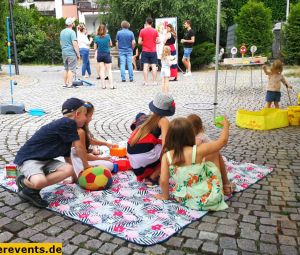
[{"left": 77, "top": 32, "right": 90, "bottom": 49}]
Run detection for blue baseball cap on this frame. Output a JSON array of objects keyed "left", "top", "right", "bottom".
[{"left": 62, "top": 97, "right": 85, "bottom": 115}]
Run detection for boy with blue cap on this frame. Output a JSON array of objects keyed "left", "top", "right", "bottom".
[{"left": 14, "top": 98, "right": 90, "bottom": 208}]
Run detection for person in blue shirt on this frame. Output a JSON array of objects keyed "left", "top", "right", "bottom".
[
  {"left": 60, "top": 17, "right": 81, "bottom": 88},
  {"left": 94, "top": 24, "right": 115, "bottom": 89},
  {"left": 116, "top": 20, "right": 136, "bottom": 82},
  {"left": 14, "top": 98, "right": 90, "bottom": 208}
]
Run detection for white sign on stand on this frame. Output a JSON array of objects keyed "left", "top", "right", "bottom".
[{"left": 155, "top": 17, "right": 177, "bottom": 59}]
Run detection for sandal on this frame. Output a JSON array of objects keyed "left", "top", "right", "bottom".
[
  {"left": 223, "top": 182, "right": 236, "bottom": 196},
  {"left": 144, "top": 177, "right": 159, "bottom": 188}
]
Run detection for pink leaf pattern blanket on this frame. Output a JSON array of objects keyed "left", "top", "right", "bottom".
[{"left": 0, "top": 159, "right": 272, "bottom": 246}]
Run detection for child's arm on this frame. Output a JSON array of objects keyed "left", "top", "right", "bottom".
[
  {"left": 89, "top": 137, "right": 115, "bottom": 148},
  {"left": 155, "top": 153, "right": 170, "bottom": 200},
  {"left": 282, "top": 76, "right": 292, "bottom": 89},
  {"left": 262, "top": 65, "right": 271, "bottom": 75},
  {"left": 73, "top": 140, "right": 90, "bottom": 169},
  {"left": 158, "top": 117, "right": 170, "bottom": 147},
  {"left": 87, "top": 153, "right": 111, "bottom": 162},
  {"left": 74, "top": 129, "right": 90, "bottom": 169},
  {"left": 64, "top": 156, "right": 78, "bottom": 183},
  {"left": 197, "top": 117, "right": 229, "bottom": 158}
]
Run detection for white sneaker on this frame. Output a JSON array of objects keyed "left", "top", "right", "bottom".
[{"left": 183, "top": 72, "right": 192, "bottom": 77}]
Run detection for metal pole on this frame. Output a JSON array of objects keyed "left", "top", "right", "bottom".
[
  {"left": 286, "top": 0, "right": 290, "bottom": 22},
  {"left": 6, "top": 17, "right": 14, "bottom": 104},
  {"left": 8, "top": 0, "right": 19, "bottom": 75},
  {"left": 213, "top": 0, "right": 221, "bottom": 119}
]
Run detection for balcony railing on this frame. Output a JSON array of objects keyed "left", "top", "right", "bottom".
[{"left": 77, "top": 0, "right": 99, "bottom": 11}]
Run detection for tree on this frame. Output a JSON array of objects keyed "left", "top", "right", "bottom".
[
  {"left": 97, "top": 0, "right": 223, "bottom": 44},
  {"left": 235, "top": 0, "right": 273, "bottom": 56},
  {"left": 282, "top": 3, "right": 300, "bottom": 64}
]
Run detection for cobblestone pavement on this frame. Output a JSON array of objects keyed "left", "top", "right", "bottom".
[{"left": 0, "top": 65, "right": 300, "bottom": 255}]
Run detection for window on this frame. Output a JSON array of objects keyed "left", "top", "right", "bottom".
[{"left": 63, "top": 0, "right": 75, "bottom": 4}]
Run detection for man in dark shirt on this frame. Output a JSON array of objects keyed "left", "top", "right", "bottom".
[
  {"left": 14, "top": 98, "right": 90, "bottom": 208},
  {"left": 181, "top": 20, "right": 195, "bottom": 76}
]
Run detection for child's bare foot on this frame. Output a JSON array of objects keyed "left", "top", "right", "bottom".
[{"left": 223, "top": 182, "right": 236, "bottom": 196}]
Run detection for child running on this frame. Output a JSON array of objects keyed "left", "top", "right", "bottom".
[
  {"left": 263, "top": 60, "right": 292, "bottom": 108},
  {"left": 160, "top": 46, "right": 172, "bottom": 92},
  {"left": 155, "top": 117, "right": 229, "bottom": 211},
  {"left": 187, "top": 114, "right": 235, "bottom": 196},
  {"left": 71, "top": 102, "right": 114, "bottom": 180},
  {"left": 127, "top": 92, "right": 175, "bottom": 186}
]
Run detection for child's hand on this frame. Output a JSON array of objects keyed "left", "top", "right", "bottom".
[
  {"left": 221, "top": 116, "right": 230, "bottom": 128},
  {"left": 288, "top": 85, "right": 293, "bottom": 89},
  {"left": 155, "top": 193, "right": 169, "bottom": 200}
]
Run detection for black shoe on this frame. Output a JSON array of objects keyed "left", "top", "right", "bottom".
[
  {"left": 18, "top": 188, "right": 49, "bottom": 208},
  {"left": 130, "top": 79, "right": 134, "bottom": 82},
  {"left": 105, "top": 76, "right": 109, "bottom": 80},
  {"left": 16, "top": 174, "right": 25, "bottom": 192},
  {"left": 96, "top": 76, "right": 100, "bottom": 80},
  {"left": 122, "top": 80, "right": 126, "bottom": 82}
]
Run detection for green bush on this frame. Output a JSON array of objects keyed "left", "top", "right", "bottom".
[
  {"left": 235, "top": 0, "right": 273, "bottom": 56},
  {"left": 282, "top": 3, "right": 300, "bottom": 65},
  {"left": 7, "top": 5, "right": 65, "bottom": 64},
  {"left": 190, "top": 42, "right": 215, "bottom": 69}
]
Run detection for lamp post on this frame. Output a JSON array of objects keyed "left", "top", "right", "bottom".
[
  {"left": 8, "top": 0, "right": 19, "bottom": 75},
  {"left": 286, "top": 0, "right": 290, "bottom": 22},
  {"left": 213, "top": 0, "right": 221, "bottom": 119}
]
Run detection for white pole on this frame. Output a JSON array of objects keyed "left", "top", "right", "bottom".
[
  {"left": 213, "top": 0, "right": 221, "bottom": 119},
  {"left": 286, "top": 0, "right": 290, "bottom": 22}
]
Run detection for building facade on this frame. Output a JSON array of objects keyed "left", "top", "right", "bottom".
[{"left": 18, "top": 0, "right": 101, "bottom": 34}]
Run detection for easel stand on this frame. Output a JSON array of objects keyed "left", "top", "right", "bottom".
[{"left": 0, "top": 17, "right": 25, "bottom": 114}]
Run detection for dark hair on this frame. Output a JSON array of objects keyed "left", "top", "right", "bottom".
[
  {"left": 97, "top": 24, "right": 106, "bottom": 37},
  {"left": 184, "top": 20, "right": 191, "bottom": 26},
  {"left": 146, "top": 17, "right": 153, "bottom": 25},
  {"left": 164, "top": 117, "right": 195, "bottom": 165},
  {"left": 82, "top": 102, "right": 94, "bottom": 151},
  {"left": 187, "top": 114, "right": 203, "bottom": 135},
  {"left": 167, "top": 23, "right": 177, "bottom": 38}
]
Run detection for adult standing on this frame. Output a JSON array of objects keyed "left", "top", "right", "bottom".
[
  {"left": 181, "top": 20, "right": 195, "bottom": 76},
  {"left": 164, "top": 23, "right": 178, "bottom": 81},
  {"left": 60, "top": 17, "right": 80, "bottom": 88},
  {"left": 77, "top": 24, "right": 93, "bottom": 78},
  {"left": 94, "top": 24, "right": 115, "bottom": 89},
  {"left": 138, "top": 17, "right": 160, "bottom": 85},
  {"left": 116, "top": 20, "right": 135, "bottom": 82}
]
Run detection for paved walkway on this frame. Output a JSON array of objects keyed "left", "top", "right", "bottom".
[{"left": 0, "top": 65, "right": 300, "bottom": 255}]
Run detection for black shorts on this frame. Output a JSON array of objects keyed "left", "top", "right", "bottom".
[
  {"left": 97, "top": 52, "right": 112, "bottom": 64},
  {"left": 141, "top": 51, "right": 158, "bottom": 65}
]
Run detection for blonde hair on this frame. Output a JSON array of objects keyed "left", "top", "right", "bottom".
[
  {"left": 271, "top": 59, "right": 283, "bottom": 74},
  {"left": 63, "top": 106, "right": 87, "bottom": 117},
  {"left": 161, "top": 46, "right": 171, "bottom": 60},
  {"left": 130, "top": 113, "right": 162, "bottom": 146}
]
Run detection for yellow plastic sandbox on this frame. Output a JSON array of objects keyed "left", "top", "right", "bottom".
[
  {"left": 236, "top": 108, "right": 289, "bottom": 130},
  {"left": 287, "top": 106, "right": 300, "bottom": 126}
]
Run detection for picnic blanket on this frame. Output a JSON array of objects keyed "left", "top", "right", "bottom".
[{"left": 0, "top": 159, "right": 272, "bottom": 246}]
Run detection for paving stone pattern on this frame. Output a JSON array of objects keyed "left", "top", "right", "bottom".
[{"left": 0, "top": 65, "right": 300, "bottom": 254}]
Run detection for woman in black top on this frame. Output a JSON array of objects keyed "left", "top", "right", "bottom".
[{"left": 164, "top": 24, "right": 178, "bottom": 81}]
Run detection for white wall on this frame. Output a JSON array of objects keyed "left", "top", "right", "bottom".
[{"left": 55, "top": 0, "right": 63, "bottom": 18}]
